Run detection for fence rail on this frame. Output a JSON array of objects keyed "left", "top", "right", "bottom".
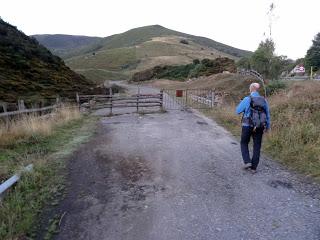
[
  {"left": 0, "top": 105, "right": 56, "bottom": 118},
  {"left": 238, "top": 69, "right": 264, "bottom": 81},
  {"left": 78, "top": 92, "right": 163, "bottom": 114},
  {"left": 280, "top": 76, "right": 310, "bottom": 81},
  {"left": 0, "top": 164, "right": 33, "bottom": 200}
]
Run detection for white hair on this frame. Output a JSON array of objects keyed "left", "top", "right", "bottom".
[{"left": 250, "top": 83, "right": 260, "bottom": 92}]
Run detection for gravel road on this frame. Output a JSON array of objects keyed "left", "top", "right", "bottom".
[{"left": 53, "top": 84, "right": 320, "bottom": 240}]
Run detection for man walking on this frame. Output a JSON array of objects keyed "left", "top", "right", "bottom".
[{"left": 236, "top": 83, "right": 270, "bottom": 173}]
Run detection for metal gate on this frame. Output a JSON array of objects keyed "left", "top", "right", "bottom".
[{"left": 161, "top": 89, "right": 220, "bottom": 110}]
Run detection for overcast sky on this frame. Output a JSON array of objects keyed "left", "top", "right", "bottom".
[{"left": 1, "top": 0, "right": 319, "bottom": 59}]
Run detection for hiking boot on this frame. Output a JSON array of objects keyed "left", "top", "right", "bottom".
[
  {"left": 249, "top": 168, "right": 257, "bottom": 174},
  {"left": 243, "top": 163, "right": 252, "bottom": 170}
]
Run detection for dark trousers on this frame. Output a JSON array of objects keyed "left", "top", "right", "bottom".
[{"left": 240, "top": 126, "right": 264, "bottom": 170}]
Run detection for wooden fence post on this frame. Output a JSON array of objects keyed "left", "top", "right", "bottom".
[
  {"left": 18, "top": 100, "right": 25, "bottom": 111},
  {"left": 39, "top": 101, "right": 42, "bottom": 116},
  {"left": 1, "top": 102, "right": 9, "bottom": 130},
  {"left": 18, "top": 100, "right": 25, "bottom": 119},
  {"left": 76, "top": 92, "right": 80, "bottom": 111},
  {"left": 110, "top": 87, "right": 113, "bottom": 115},
  {"left": 56, "top": 96, "right": 60, "bottom": 110},
  {"left": 210, "top": 90, "right": 214, "bottom": 108}
]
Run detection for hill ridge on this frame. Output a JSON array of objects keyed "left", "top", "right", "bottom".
[
  {"left": 34, "top": 25, "right": 251, "bottom": 59},
  {"left": 34, "top": 25, "right": 252, "bottom": 82}
]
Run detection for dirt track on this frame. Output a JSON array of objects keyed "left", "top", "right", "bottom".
[{"left": 52, "top": 84, "right": 320, "bottom": 240}]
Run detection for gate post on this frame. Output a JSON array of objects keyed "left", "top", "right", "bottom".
[
  {"left": 185, "top": 89, "right": 188, "bottom": 107},
  {"left": 136, "top": 95, "right": 139, "bottom": 113},
  {"left": 160, "top": 90, "right": 163, "bottom": 110},
  {"left": 136, "top": 87, "right": 140, "bottom": 113}
]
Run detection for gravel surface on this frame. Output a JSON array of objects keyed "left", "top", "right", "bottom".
[{"left": 53, "top": 84, "right": 320, "bottom": 240}]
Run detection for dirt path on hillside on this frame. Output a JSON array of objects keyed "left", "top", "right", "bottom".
[{"left": 51, "top": 84, "right": 320, "bottom": 240}]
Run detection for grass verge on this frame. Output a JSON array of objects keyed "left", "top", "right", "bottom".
[{"left": 0, "top": 111, "right": 98, "bottom": 239}]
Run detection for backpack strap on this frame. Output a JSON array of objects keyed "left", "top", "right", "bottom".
[
  {"left": 241, "top": 95, "right": 252, "bottom": 125},
  {"left": 249, "top": 95, "right": 254, "bottom": 109}
]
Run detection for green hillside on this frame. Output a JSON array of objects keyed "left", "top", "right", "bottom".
[
  {"left": 33, "top": 34, "right": 102, "bottom": 59},
  {"left": 97, "top": 25, "right": 251, "bottom": 57},
  {"left": 35, "top": 25, "right": 251, "bottom": 82},
  {"left": 0, "top": 18, "right": 95, "bottom": 103}
]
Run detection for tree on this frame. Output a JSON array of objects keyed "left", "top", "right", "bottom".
[
  {"left": 238, "top": 38, "right": 291, "bottom": 79},
  {"left": 305, "top": 33, "right": 320, "bottom": 72},
  {"left": 250, "top": 38, "right": 275, "bottom": 78},
  {"left": 237, "top": 57, "right": 251, "bottom": 69}
]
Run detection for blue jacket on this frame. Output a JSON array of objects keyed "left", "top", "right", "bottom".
[{"left": 235, "top": 91, "right": 271, "bottom": 129}]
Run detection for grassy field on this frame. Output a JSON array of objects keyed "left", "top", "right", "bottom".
[
  {"left": 0, "top": 109, "right": 97, "bottom": 239},
  {"left": 75, "top": 69, "right": 129, "bottom": 83},
  {"left": 66, "top": 47, "right": 138, "bottom": 71},
  {"left": 152, "top": 74, "right": 320, "bottom": 181}
]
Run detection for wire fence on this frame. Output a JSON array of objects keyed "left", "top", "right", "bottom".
[{"left": 161, "top": 89, "right": 222, "bottom": 110}]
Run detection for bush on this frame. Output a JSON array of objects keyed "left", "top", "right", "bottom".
[
  {"left": 201, "top": 58, "right": 214, "bottom": 67},
  {"left": 180, "top": 39, "right": 189, "bottom": 45},
  {"left": 266, "top": 80, "right": 287, "bottom": 96},
  {"left": 193, "top": 59, "right": 200, "bottom": 65},
  {"left": 188, "top": 64, "right": 205, "bottom": 78},
  {"left": 131, "top": 58, "right": 236, "bottom": 81}
]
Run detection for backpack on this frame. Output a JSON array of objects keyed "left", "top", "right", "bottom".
[{"left": 249, "top": 96, "right": 267, "bottom": 129}]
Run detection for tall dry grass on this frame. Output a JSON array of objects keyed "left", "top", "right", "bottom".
[
  {"left": 0, "top": 106, "right": 81, "bottom": 147},
  {"left": 206, "top": 80, "right": 320, "bottom": 179},
  {"left": 264, "top": 81, "right": 320, "bottom": 178}
]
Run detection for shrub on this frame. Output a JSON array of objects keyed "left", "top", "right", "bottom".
[
  {"left": 180, "top": 39, "right": 189, "bottom": 45},
  {"left": 266, "top": 80, "right": 287, "bottom": 96},
  {"left": 201, "top": 58, "right": 214, "bottom": 67},
  {"left": 193, "top": 59, "right": 200, "bottom": 65}
]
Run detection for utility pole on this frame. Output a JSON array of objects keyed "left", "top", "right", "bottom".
[{"left": 267, "top": 2, "right": 278, "bottom": 39}]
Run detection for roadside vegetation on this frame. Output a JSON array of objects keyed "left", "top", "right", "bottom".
[
  {"left": 205, "top": 80, "right": 320, "bottom": 180},
  {"left": 151, "top": 71, "right": 320, "bottom": 180},
  {"left": 0, "top": 108, "right": 97, "bottom": 239},
  {"left": 220, "top": 31, "right": 320, "bottom": 179},
  {"left": 131, "top": 58, "right": 236, "bottom": 82}
]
